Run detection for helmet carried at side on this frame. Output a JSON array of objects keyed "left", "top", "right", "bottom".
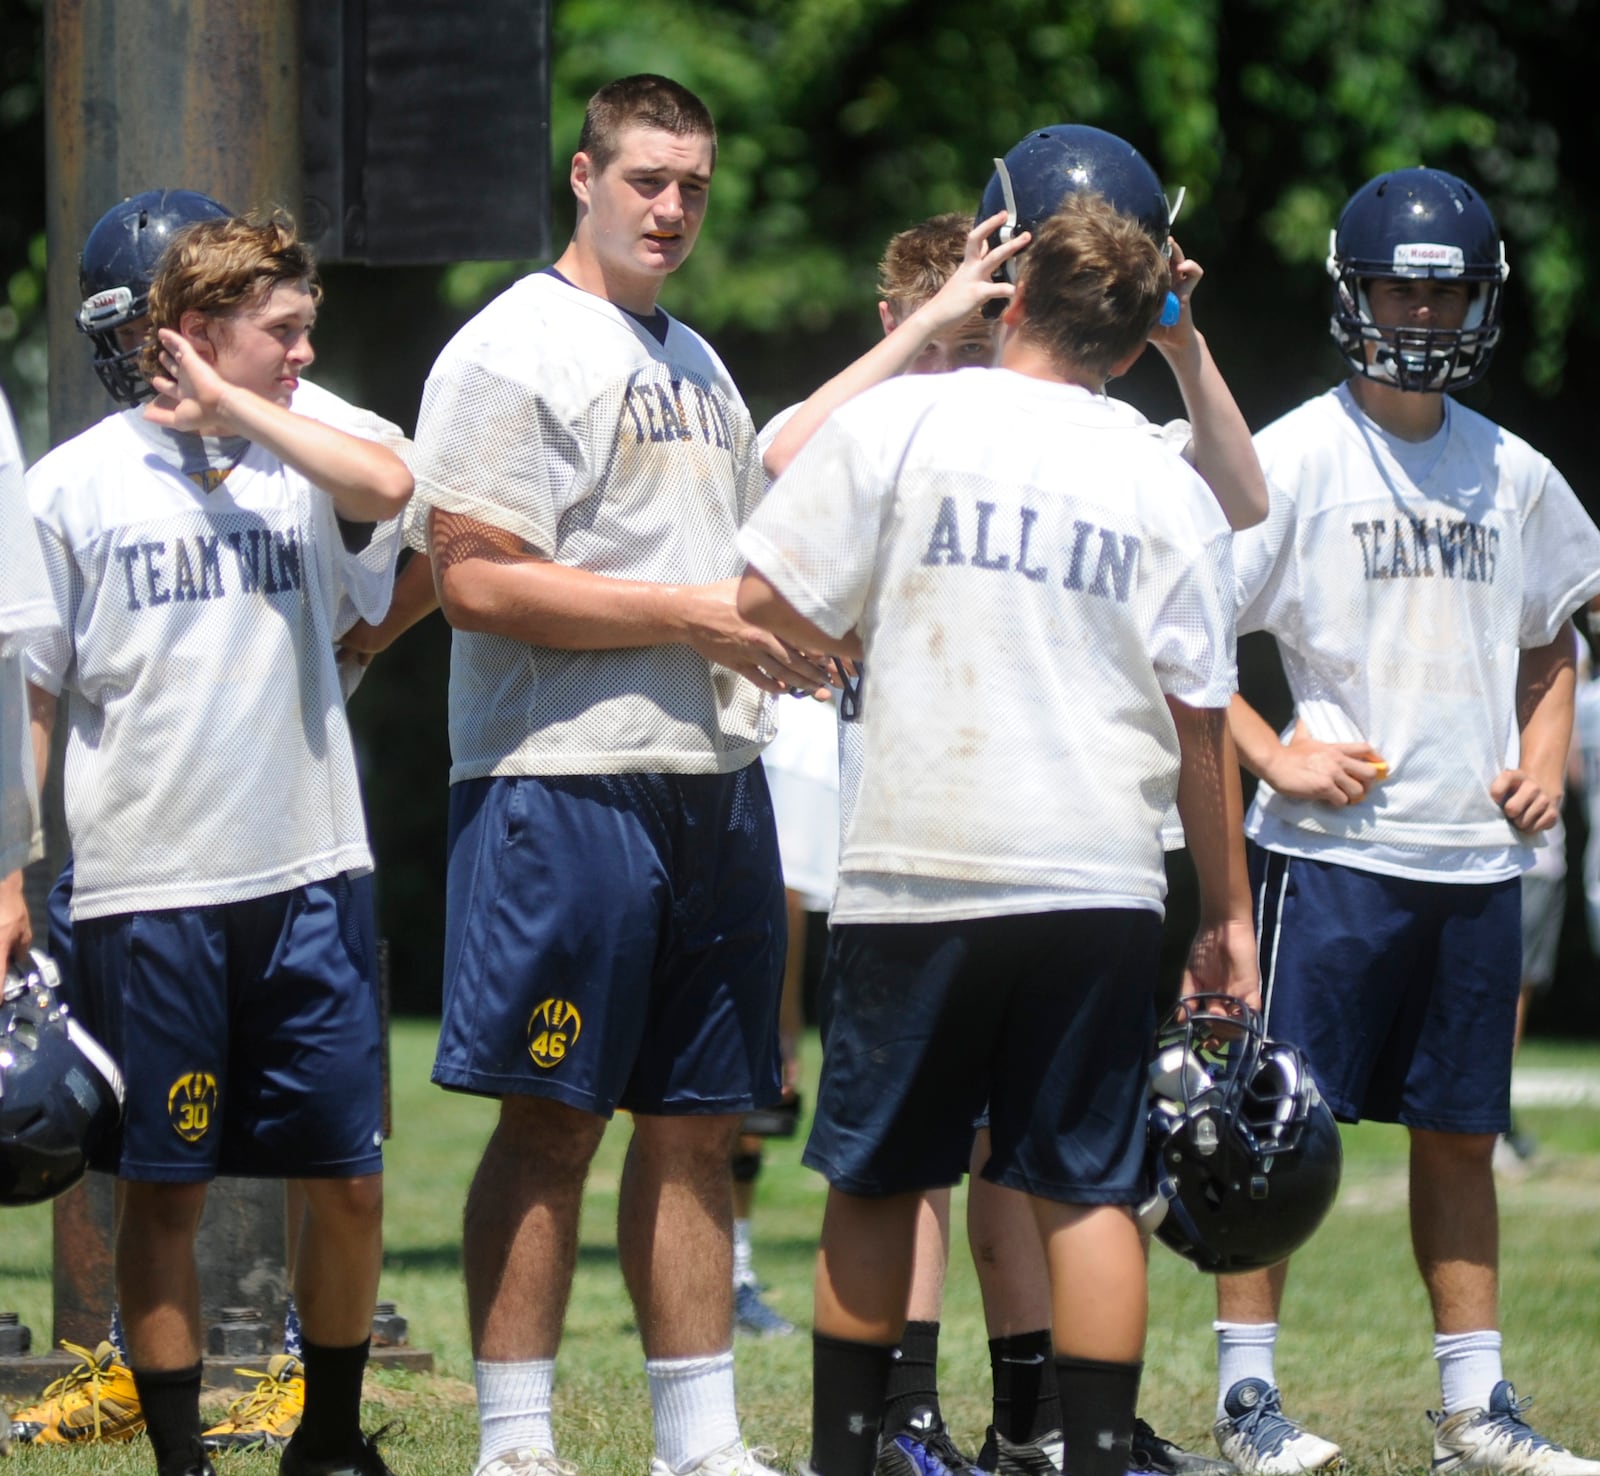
[
  {"left": 1327, "top": 167, "right": 1508, "bottom": 393},
  {"left": 76, "top": 188, "right": 233, "bottom": 404},
  {"left": 0, "top": 950, "right": 125, "bottom": 1206},
  {"left": 1145, "top": 995, "right": 1342, "bottom": 1274}
]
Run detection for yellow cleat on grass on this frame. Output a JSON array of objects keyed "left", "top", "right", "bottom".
[
  {"left": 9, "top": 1339, "right": 146, "bottom": 1444},
  {"left": 202, "top": 1353, "right": 305, "bottom": 1452}
]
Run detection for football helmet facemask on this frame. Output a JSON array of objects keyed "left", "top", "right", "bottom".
[
  {"left": 978, "top": 124, "right": 1182, "bottom": 323},
  {"left": 0, "top": 950, "right": 125, "bottom": 1206},
  {"left": 1145, "top": 995, "right": 1341, "bottom": 1273},
  {"left": 76, "top": 188, "right": 232, "bottom": 404},
  {"left": 1327, "top": 167, "right": 1509, "bottom": 393}
]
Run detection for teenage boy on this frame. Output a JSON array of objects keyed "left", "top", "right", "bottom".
[
  {"left": 1211, "top": 167, "right": 1600, "bottom": 1476},
  {"left": 737, "top": 190, "right": 1259, "bottom": 1476},
  {"left": 764, "top": 147, "right": 1265, "bottom": 1476},
  {"left": 414, "top": 74, "right": 812, "bottom": 1476},
  {"left": 23, "top": 212, "right": 411, "bottom": 1476}
]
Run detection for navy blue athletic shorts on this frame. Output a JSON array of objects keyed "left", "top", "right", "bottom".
[
  {"left": 432, "top": 766, "right": 785, "bottom": 1117},
  {"left": 1251, "top": 842, "right": 1519, "bottom": 1134},
  {"left": 806, "top": 908, "right": 1159, "bottom": 1202},
  {"left": 73, "top": 873, "right": 384, "bottom": 1182}
]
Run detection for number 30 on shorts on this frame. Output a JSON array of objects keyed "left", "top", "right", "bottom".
[
  {"left": 168, "top": 1072, "right": 219, "bottom": 1142},
  {"left": 526, "top": 998, "right": 582, "bottom": 1069}
]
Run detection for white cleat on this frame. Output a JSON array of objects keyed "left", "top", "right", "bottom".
[
  {"left": 1213, "top": 1380, "right": 1342, "bottom": 1476},
  {"left": 478, "top": 1450, "right": 579, "bottom": 1476},
  {"left": 1431, "top": 1383, "right": 1600, "bottom": 1476},
  {"left": 651, "top": 1442, "right": 784, "bottom": 1476}
]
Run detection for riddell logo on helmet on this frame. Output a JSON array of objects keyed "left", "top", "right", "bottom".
[{"left": 1392, "top": 242, "right": 1465, "bottom": 272}]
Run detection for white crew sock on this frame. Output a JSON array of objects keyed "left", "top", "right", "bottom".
[
  {"left": 1215, "top": 1321, "right": 1280, "bottom": 1417},
  {"left": 475, "top": 1358, "right": 556, "bottom": 1472},
  {"left": 733, "top": 1218, "right": 756, "bottom": 1289},
  {"left": 1434, "top": 1330, "right": 1504, "bottom": 1415},
  {"left": 647, "top": 1350, "right": 742, "bottom": 1471}
]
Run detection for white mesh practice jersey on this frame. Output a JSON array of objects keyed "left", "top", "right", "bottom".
[
  {"left": 1, "top": 393, "right": 55, "bottom": 876},
  {"left": 24, "top": 406, "right": 402, "bottom": 920},
  {"left": 739, "top": 367, "right": 1237, "bottom": 924},
  {"left": 1238, "top": 384, "right": 1600, "bottom": 879},
  {"left": 759, "top": 394, "right": 1199, "bottom": 899},
  {"left": 413, "top": 271, "right": 772, "bottom": 781}
]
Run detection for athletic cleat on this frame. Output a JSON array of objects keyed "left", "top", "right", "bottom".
[
  {"left": 649, "top": 1439, "right": 783, "bottom": 1476},
  {"left": 202, "top": 1353, "right": 305, "bottom": 1451},
  {"left": 1430, "top": 1382, "right": 1600, "bottom": 1476},
  {"left": 734, "top": 1281, "right": 795, "bottom": 1338},
  {"left": 479, "top": 1452, "right": 579, "bottom": 1476},
  {"left": 878, "top": 1407, "right": 989, "bottom": 1476},
  {"left": 8, "top": 1339, "right": 145, "bottom": 1444},
  {"left": 1133, "top": 1418, "right": 1237, "bottom": 1476},
  {"left": 279, "top": 1427, "right": 396, "bottom": 1476},
  {"left": 976, "top": 1426, "right": 1063, "bottom": 1476},
  {"left": 1214, "top": 1380, "right": 1341, "bottom": 1475}
]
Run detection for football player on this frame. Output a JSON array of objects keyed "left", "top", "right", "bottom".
[
  {"left": 22, "top": 211, "right": 411, "bottom": 1476},
  {"left": 10, "top": 188, "right": 409, "bottom": 1458},
  {"left": 413, "top": 74, "right": 806, "bottom": 1476},
  {"left": 1211, "top": 167, "right": 1600, "bottom": 1476},
  {"left": 761, "top": 125, "right": 1268, "bottom": 1476},
  {"left": 736, "top": 186, "right": 1258, "bottom": 1476}
]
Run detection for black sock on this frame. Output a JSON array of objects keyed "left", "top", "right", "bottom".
[
  {"left": 131, "top": 1362, "right": 203, "bottom": 1476},
  {"left": 1055, "top": 1356, "right": 1141, "bottom": 1476},
  {"left": 295, "top": 1337, "right": 371, "bottom": 1460},
  {"left": 990, "top": 1329, "right": 1061, "bottom": 1443},
  {"left": 812, "top": 1332, "right": 895, "bottom": 1476},
  {"left": 883, "top": 1319, "right": 941, "bottom": 1432}
]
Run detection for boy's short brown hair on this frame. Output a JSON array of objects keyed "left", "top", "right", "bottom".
[
  {"left": 1014, "top": 193, "right": 1169, "bottom": 380},
  {"left": 578, "top": 74, "right": 717, "bottom": 174},
  {"left": 877, "top": 213, "right": 968, "bottom": 322},
  {"left": 140, "top": 212, "right": 319, "bottom": 382}
]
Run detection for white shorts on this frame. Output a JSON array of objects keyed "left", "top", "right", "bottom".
[{"left": 762, "top": 694, "right": 840, "bottom": 912}]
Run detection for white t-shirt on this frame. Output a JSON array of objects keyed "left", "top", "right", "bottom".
[
  {"left": 1237, "top": 383, "right": 1600, "bottom": 880},
  {"left": 412, "top": 270, "right": 771, "bottom": 782},
  {"left": 24, "top": 407, "right": 402, "bottom": 920},
  {"left": 1, "top": 392, "right": 56, "bottom": 877},
  {"left": 758, "top": 394, "right": 1199, "bottom": 883},
  {"left": 739, "top": 367, "right": 1236, "bottom": 924}
]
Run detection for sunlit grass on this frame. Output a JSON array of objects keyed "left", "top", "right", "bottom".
[{"left": 7, "top": 1023, "right": 1600, "bottom": 1475}]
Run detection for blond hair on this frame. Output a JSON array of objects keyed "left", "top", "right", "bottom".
[
  {"left": 141, "top": 212, "right": 319, "bottom": 383},
  {"left": 1014, "top": 193, "right": 1169, "bottom": 379},
  {"left": 877, "top": 213, "right": 969, "bottom": 321}
]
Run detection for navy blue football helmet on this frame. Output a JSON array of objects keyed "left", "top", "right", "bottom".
[
  {"left": 0, "top": 950, "right": 125, "bottom": 1206},
  {"left": 979, "top": 124, "right": 1182, "bottom": 322},
  {"left": 1145, "top": 995, "right": 1342, "bottom": 1274},
  {"left": 76, "top": 188, "right": 232, "bottom": 403},
  {"left": 1327, "top": 167, "right": 1509, "bottom": 392}
]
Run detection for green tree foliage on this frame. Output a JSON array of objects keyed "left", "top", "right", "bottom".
[{"left": 489, "top": 0, "right": 1595, "bottom": 400}]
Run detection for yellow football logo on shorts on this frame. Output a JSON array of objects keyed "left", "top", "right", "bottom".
[
  {"left": 168, "top": 1072, "right": 219, "bottom": 1142},
  {"left": 527, "top": 998, "right": 582, "bottom": 1070}
]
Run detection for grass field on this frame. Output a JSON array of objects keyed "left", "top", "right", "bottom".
[{"left": 6, "top": 1023, "right": 1600, "bottom": 1476}]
